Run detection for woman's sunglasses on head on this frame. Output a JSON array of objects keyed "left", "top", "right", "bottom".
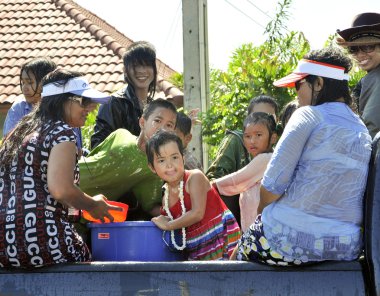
[{"left": 348, "top": 44, "right": 378, "bottom": 55}]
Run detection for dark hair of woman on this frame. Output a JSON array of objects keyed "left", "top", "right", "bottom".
[
  {"left": 303, "top": 47, "right": 352, "bottom": 106},
  {"left": 123, "top": 41, "right": 157, "bottom": 101},
  {"left": 0, "top": 69, "right": 84, "bottom": 167}
]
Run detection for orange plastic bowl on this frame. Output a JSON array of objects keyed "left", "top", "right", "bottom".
[{"left": 82, "top": 201, "right": 129, "bottom": 223}]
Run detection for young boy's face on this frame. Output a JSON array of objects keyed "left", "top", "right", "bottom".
[
  {"left": 140, "top": 107, "right": 177, "bottom": 140},
  {"left": 175, "top": 130, "right": 192, "bottom": 149},
  {"left": 251, "top": 103, "right": 277, "bottom": 121},
  {"left": 151, "top": 141, "right": 184, "bottom": 184}
]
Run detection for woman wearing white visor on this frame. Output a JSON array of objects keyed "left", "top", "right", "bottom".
[
  {"left": 0, "top": 69, "right": 122, "bottom": 269},
  {"left": 232, "top": 47, "right": 372, "bottom": 266}
]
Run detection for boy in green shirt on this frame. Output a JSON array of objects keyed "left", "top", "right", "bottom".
[{"left": 79, "top": 99, "right": 177, "bottom": 219}]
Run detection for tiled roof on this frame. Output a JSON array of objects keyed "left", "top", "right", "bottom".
[{"left": 0, "top": 0, "right": 178, "bottom": 104}]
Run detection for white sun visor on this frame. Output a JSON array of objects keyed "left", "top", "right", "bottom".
[
  {"left": 274, "top": 59, "right": 349, "bottom": 88},
  {"left": 41, "top": 77, "right": 110, "bottom": 104}
]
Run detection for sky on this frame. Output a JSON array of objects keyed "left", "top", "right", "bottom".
[{"left": 74, "top": 0, "right": 379, "bottom": 72}]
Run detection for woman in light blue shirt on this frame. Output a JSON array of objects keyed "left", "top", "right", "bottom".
[
  {"left": 3, "top": 57, "right": 56, "bottom": 137},
  {"left": 234, "top": 47, "right": 372, "bottom": 266},
  {"left": 3, "top": 58, "right": 83, "bottom": 150}
]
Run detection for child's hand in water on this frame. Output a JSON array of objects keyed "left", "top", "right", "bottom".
[{"left": 151, "top": 215, "right": 171, "bottom": 230}]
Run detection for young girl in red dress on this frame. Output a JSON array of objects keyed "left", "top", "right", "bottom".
[{"left": 147, "top": 131, "right": 241, "bottom": 260}]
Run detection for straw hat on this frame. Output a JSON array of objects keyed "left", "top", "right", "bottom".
[{"left": 336, "top": 12, "right": 380, "bottom": 46}]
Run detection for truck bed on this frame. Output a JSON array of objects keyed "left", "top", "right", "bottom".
[
  {"left": 0, "top": 260, "right": 366, "bottom": 295},
  {"left": 2, "top": 128, "right": 380, "bottom": 296}
]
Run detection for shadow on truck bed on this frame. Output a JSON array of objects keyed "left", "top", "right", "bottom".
[{"left": 1, "top": 136, "right": 380, "bottom": 296}]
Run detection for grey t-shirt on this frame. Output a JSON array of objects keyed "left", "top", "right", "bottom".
[{"left": 360, "top": 65, "right": 380, "bottom": 138}]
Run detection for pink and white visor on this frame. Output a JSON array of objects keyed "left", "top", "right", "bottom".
[{"left": 273, "top": 59, "right": 349, "bottom": 88}]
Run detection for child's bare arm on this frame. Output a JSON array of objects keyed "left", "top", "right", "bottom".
[
  {"left": 214, "top": 153, "right": 271, "bottom": 196},
  {"left": 152, "top": 170, "right": 209, "bottom": 231},
  {"left": 185, "top": 170, "right": 209, "bottom": 221}
]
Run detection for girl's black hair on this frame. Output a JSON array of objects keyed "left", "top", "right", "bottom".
[
  {"left": 0, "top": 69, "right": 84, "bottom": 167},
  {"left": 243, "top": 112, "right": 277, "bottom": 153},
  {"left": 146, "top": 130, "right": 184, "bottom": 167},
  {"left": 279, "top": 100, "right": 299, "bottom": 129},
  {"left": 247, "top": 95, "right": 279, "bottom": 115},
  {"left": 20, "top": 57, "right": 57, "bottom": 97},
  {"left": 123, "top": 41, "right": 157, "bottom": 101},
  {"left": 303, "top": 47, "right": 352, "bottom": 106}
]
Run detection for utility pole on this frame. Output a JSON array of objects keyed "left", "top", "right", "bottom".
[{"left": 182, "top": 0, "right": 210, "bottom": 169}]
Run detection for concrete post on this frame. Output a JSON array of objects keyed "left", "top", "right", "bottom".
[{"left": 182, "top": 0, "right": 210, "bottom": 169}]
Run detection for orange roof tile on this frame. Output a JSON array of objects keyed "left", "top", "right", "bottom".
[{"left": 0, "top": 0, "right": 178, "bottom": 104}]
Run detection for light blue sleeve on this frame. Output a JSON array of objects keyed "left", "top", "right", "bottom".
[
  {"left": 261, "top": 106, "right": 322, "bottom": 195},
  {"left": 3, "top": 101, "right": 26, "bottom": 136}
]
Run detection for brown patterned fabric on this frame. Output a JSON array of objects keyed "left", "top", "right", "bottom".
[{"left": 0, "top": 121, "right": 90, "bottom": 268}]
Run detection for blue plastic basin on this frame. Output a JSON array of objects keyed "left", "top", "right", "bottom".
[{"left": 87, "top": 221, "right": 185, "bottom": 261}]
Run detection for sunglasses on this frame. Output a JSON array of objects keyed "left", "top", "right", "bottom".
[
  {"left": 69, "top": 96, "right": 93, "bottom": 108},
  {"left": 347, "top": 45, "right": 378, "bottom": 55},
  {"left": 295, "top": 79, "right": 307, "bottom": 91}
]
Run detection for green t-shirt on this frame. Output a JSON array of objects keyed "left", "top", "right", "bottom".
[
  {"left": 79, "top": 129, "right": 162, "bottom": 212},
  {"left": 206, "top": 130, "right": 251, "bottom": 180}
]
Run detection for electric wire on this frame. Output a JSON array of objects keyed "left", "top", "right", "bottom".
[
  {"left": 246, "top": 0, "right": 290, "bottom": 33},
  {"left": 160, "top": 0, "right": 182, "bottom": 74},
  {"left": 224, "top": 0, "right": 266, "bottom": 29},
  {"left": 245, "top": 0, "right": 273, "bottom": 19}
]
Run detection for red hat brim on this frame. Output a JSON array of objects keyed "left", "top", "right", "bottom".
[{"left": 273, "top": 73, "right": 309, "bottom": 88}]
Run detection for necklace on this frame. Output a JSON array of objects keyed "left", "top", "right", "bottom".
[{"left": 163, "top": 181, "right": 186, "bottom": 250}]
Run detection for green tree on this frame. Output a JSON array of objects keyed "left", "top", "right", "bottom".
[
  {"left": 80, "top": 0, "right": 365, "bottom": 158},
  {"left": 81, "top": 106, "right": 99, "bottom": 149},
  {"left": 202, "top": 0, "right": 309, "bottom": 158}
]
